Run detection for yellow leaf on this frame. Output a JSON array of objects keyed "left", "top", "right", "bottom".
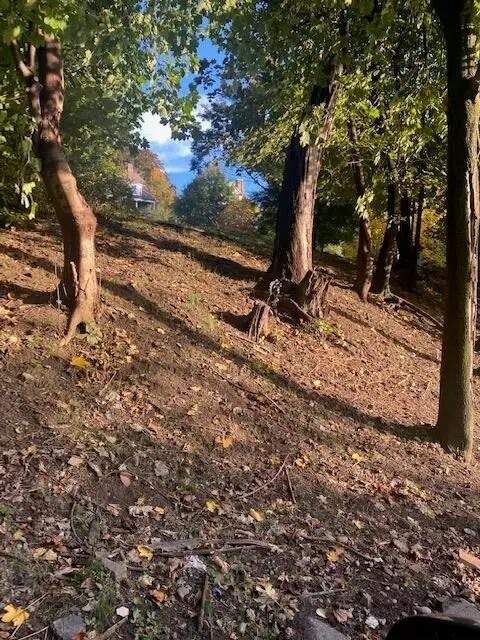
[
  {"left": 2, "top": 605, "right": 29, "bottom": 627},
  {"left": 312, "top": 380, "right": 322, "bottom": 388},
  {"left": 150, "top": 590, "right": 168, "bottom": 604},
  {"left": 206, "top": 500, "right": 219, "bottom": 513},
  {"left": 190, "top": 386, "right": 202, "bottom": 392},
  {"left": 13, "top": 529, "right": 25, "bottom": 542},
  {"left": 326, "top": 548, "right": 343, "bottom": 563},
  {"left": 351, "top": 452, "right": 364, "bottom": 463},
  {"left": 43, "top": 549, "right": 58, "bottom": 562},
  {"left": 154, "top": 506, "right": 165, "bottom": 515},
  {"left": 249, "top": 509, "right": 265, "bottom": 523},
  {"left": 21, "top": 444, "right": 37, "bottom": 457},
  {"left": 136, "top": 545, "right": 153, "bottom": 561},
  {"left": 70, "top": 356, "right": 90, "bottom": 368},
  {"left": 187, "top": 404, "right": 199, "bottom": 416},
  {"left": 352, "top": 520, "right": 364, "bottom": 530},
  {"left": 33, "top": 547, "right": 47, "bottom": 559},
  {"left": 215, "top": 434, "right": 233, "bottom": 449}
]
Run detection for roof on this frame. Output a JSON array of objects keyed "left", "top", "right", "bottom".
[{"left": 133, "top": 185, "right": 156, "bottom": 203}]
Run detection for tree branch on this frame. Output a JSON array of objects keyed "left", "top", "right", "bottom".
[{"left": 10, "top": 40, "right": 33, "bottom": 82}]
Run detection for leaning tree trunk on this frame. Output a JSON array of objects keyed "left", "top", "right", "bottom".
[
  {"left": 433, "top": 0, "right": 479, "bottom": 462},
  {"left": 347, "top": 121, "right": 373, "bottom": 302},
  {"left": 371, "top": 158, "right": 400, "bottom": 298},
  {"left": 11, "top": 36, "right": 98, "bottom": 343},
  {"left": 259, "top": 64, "right": 342, "bottom": 289}
]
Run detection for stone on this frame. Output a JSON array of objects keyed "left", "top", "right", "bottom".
[
  {"left": 442, "top": 598, "right": 480, "bottom": 622},
  {"left": 154, "top": 460, "right": 169, "bottom": 477},
  {"left": 51, "top": 614, "right": 85, "bottom": 640},
  {"left": 303, "top": 617, "right": 349, "bottom": 640},
  {"left": 116, "top": 607, "right": 129, "bottom": 618},
  {"left": 96, "top": 553, "right": 128, "bottom": 582},
  {"left": 418, "top": 606, "right": 432, "bottom": 615}
]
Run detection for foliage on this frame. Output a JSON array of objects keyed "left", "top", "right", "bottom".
[
  {"left": 127, "top": 149, "right": 176, "bottom": 220},
  {"left": 175, "top": 163, "right": 233, "bottom": 228},
  {"left": 217, "top": 196, "right": 258, "bottom": 232}
]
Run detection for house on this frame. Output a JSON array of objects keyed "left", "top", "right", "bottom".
[
  {"left": 125, "top": 162, "right": 157, "bottom": 211},
  {"left": 232, "top": 179, "right": 245, "bottom": 200}
]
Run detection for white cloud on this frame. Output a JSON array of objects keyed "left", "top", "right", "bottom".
[
  {"left": 139, "top": 99, "right": 210, "bottom": 180},
  {"left": 139, "top": 112, "right": 173, "bottom": 145}
]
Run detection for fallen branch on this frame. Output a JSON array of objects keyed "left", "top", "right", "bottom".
[
  {"left": 16, "top": 627, "right": 49, "bottom": 640},
  {"left": 237, "top": 455, "right": 289, "bottom": 500},
  {"left": 97, "top": 616, "right": 128, "bottom": 640},
  {"left": 215, "top": 371, "right": 285, "bottom": 415},
  {"left": 285, "top": 465, "right": 297, "bottom": 504},
  {"left": 198, "top": 573, "right": 209, "bottom": 632}
]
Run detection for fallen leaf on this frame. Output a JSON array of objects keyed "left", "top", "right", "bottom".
[
  {"left": 215, "top": 434, "right": 233, "bottom": 449},
  {"left": 190, "top": 386, "right": 202, "bottom": 392},
  {"left": 326, "top": 548, "right": 344, "bottom": 563},
  {"left": 1, "top": 605, "right": 29, "bottom": 627},
  {"left": 154, "top": 506, "right": 165, "bottom": 515},
  {"left": 459, "top": 548, "right": 480, "bottom": 571},
  {"left": 352, "top": 520, "right": 364, "bottom": 530},
  {"left": 334, "top": 608, "right": 353, "bottom": 624},
  {"left": 71, "top": 356, "right": 90, "bottom": 368},
  {"left": 351, "top": 452, "right": 364, "bottom": 463},
  {"left": 43, "top": 549, "right": 58, "bottom": 562},
  {"left": 249, "top": 509, "right": 265, "bottom": 523},
  {"left": 68, "top": 455, "right": 84, "bottom": 467},
  {"left": 136, "top": 545, "right": 153, "bottom": 561},
  {"left": 33, "top": 547, "right": 47, "bottom": 559},
  {"left": 119, "top": 473, "right": 132, "bottom": 487},
  {"left": 315, "top": 608, "right": 327, "bottom": 619},
  {"left": 150, "top": 590, "right": 168, "bottom": 604},
  {"left": 206, "top": 500, "right": 219, "bottom": 513},
  {"left": 187, "top": 404, "right": 199, "bottom": 416}
]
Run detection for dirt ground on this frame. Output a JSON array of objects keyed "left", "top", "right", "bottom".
[{"left": 0, "top": 218, "right": 479, "bottom": 640}]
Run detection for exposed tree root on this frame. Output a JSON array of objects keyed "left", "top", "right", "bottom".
[{"left": 248, "top": 269, "right": 332, "bottom": 341}]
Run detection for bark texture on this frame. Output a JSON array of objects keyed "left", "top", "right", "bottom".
[
  {"left": 347, "top": 121, "right": 373, "bottom": 302},
  {"left": 11, "top": 36, "right": 98, "bottom": 343},
  {"left": 260, "top": 64, "right": 342, "bottom": 289},
  {"left": 433, "top": 0, "right": 480, "bottom": 461},
  {"left": 371, "top": 158, "right": 400, "bottom": 298}
]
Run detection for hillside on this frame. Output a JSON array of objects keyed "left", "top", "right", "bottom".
[{"left": 0, "top": 219, "right": 479, "bottom": 640}]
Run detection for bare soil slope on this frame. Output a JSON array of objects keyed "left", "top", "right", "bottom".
[{"left": 0, "top": 219, "right": 479, "bottom": 640}]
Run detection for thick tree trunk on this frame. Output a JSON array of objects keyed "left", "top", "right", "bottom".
[
  {"left": 371, "top": 160, "right": 400, "bottom": 298},
  {"left": 347, "top": 121, "right": 374, "bottom": 301},
  {"left": 433, "top": 0, "right": 479, "bottom": 461},
  {"left": 12, "top": 37, "right": 98, "bottom": 343},
  {"left": 259, "top": 64, "right": 342, "bottom": 288}
]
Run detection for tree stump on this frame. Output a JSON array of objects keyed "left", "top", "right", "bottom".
[
  {"left": 294, "top": 270, "right": 332, "bottom": 318},
  {"left": 247, "top": 300, "right": 271, "bottom": 341}
]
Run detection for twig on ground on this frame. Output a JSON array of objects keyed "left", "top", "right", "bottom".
[
  {"left": 198, "top": 573, "right": 209, "bottom": 632},
  {"left": 237, "top": 454, "right": 289, "bottom": 500},
  {"left": 302, "top": 588, "right": 347, "bottom": 598},
  {"left": 26, "top": 594, "right": 48, "bottom": 611},
  {"left": 97, "top": 616, "right": 128, "bottom": 640},
  {"left": 215, "top": 371, "right": 285, "bottom": 415},
  {"left": 285, "top": 465, "right": 297, "bottom": 504},
  {"left": 16, "top": 627, "right": 49, "bottom": 640},
  {"left": 70, "top": 488, "right": 84, "bottom": 547},
  {"left": 99, "top": 370, "right": 117, "bottom": 397}
]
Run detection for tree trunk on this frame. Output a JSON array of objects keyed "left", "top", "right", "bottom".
[
  {"left": 259, "top": 64, "right": 342, "bottom": 288},
  {"left": 347, "top": 121, "right": 374, "bottom": 302},
  {"left": 12, "top": 36, "right": 98, "bottom": 343},
  {"left": 406, "top": 185, "right": 424, "bottom": 291},
  {"left": 396, "top": 195, "right": 414, "bottom": 270},
  {"left": 433, "top": 0, "right": 480, "bottom": 462},
  {"left": 371, "top": 158, "right": 401, "bottom": 298}
]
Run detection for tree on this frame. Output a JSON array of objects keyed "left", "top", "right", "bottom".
[
  {"left": 2, "top": 0, "right": 203, "bottom": 341},
  {"left": 432, "top": 0, "right": 480, "bottom": 462},
  {"left": 175, "top": 163, "right": 233, "bottom": 228}
]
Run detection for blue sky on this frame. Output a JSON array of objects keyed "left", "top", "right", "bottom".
[{"left": 139, "top": 38, "right": 261, "bottom": 196}]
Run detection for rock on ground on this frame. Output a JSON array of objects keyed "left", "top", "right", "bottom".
[
  {"left": 51, "top": 614, "right": 85, "bottom": 640},
  {"left": 303, "top": 617, "right": 349, "bottom": 640},
  {"left": 442, "top": 598, "right": 480, "bottom": 622}
]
